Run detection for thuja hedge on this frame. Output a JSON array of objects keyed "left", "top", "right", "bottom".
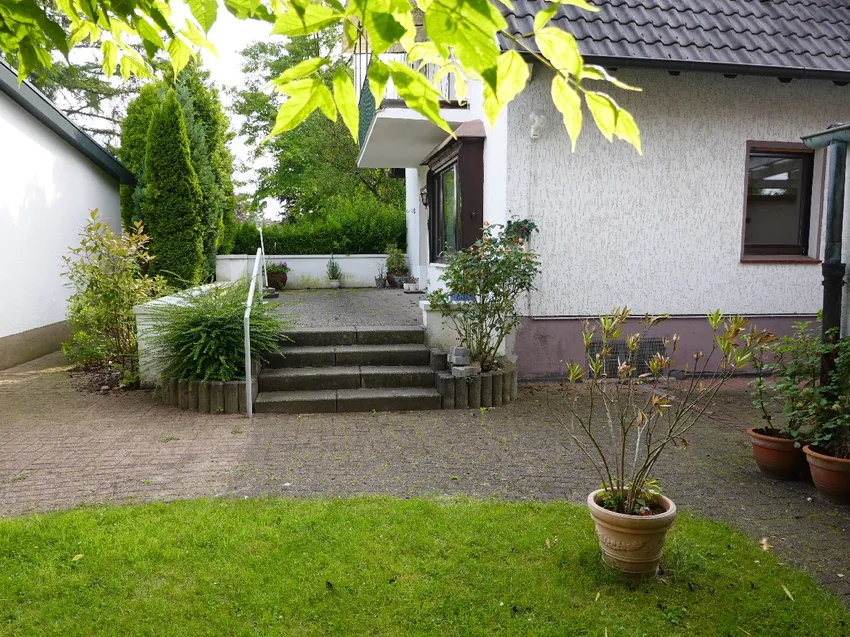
[{"left": 232, "top": 199, "right": 405, "bottom": 255}]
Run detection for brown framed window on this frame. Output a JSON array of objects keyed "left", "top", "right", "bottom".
[
  {"left": 425, "top": 125, "right": 484, "bottom": 262},
  {"left": 743, "top": 147, "right": 814, "bottom": 256}
]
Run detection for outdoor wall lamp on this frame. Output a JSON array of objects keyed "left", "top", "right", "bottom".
[
  {"left": 530, "top": 108, "right": 547, "bottom": 140},
  {"left": 420, "top": 186, "right": 429, "bottom": 208}
]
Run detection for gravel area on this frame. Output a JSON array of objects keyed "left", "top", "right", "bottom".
[
  {"left": 275, "top": 288, "right": 423, "bottom": 327},
  {"left": 0, "top": 353, "right": 848, "bottom": 606}
]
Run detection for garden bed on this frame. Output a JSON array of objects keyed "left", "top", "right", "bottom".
[{"left": 0, "top": 497, "right": 846, "bottom": 636}]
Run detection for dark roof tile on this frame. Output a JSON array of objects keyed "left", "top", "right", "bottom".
[{"left": 500, "top": 0, "right": 850, "bottom": 79}]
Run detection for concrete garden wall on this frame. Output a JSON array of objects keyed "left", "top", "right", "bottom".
[{"left": 217, "top": 254, "right": 394, "bottom": 288}]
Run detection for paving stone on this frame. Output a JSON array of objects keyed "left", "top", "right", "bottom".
[
  {"left": 280, "top": 327, "right": 357, "bottom": 346},
  {"left": 266, "top": 346, "right": 336, "bottom": 368},
  {"left": 334, "top": 344, "right": 430, "bottom": 366},
  {"left": 336, "top": 388, "right": 441, "bottom": 412},
  {"left": 355, "top": 326, "right": 425, "bottom": 345},
  {"left": 254, "top": 390, "right": 337, "bottom": 413},
  {"left": 359, "top": 366, "right": 434, "bottom": 388},
  {"left": 260, "top": 366, "right": 361, "bottom": 392}
]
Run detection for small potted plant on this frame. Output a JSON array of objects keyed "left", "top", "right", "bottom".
[
  {"left": 553, "top": 309, "right": 765, "bottom": 577},
  {"left": 375, "top": 263, "right": 387, "bottom": 288},
  {"left": 266, "top": 262, "right": 290, "bottom": 290},
  {"left": 746, "top": 322, "right": 814, "bottom": 480},
  {"left": 802, "top": 334, "right": 850, "bottom": 503},
  {"left": 385, "top": 244, "right": 407, "bottom": 289},
  {"left": 327, "top": 256, "right": 342, "bottom": 289}
]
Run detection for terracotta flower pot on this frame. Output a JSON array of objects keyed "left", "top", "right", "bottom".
[
  {"left": 587, "top": 489, "right": 677, "bottom": 577},
  {"left": 386, "top": 272, "right": 399, "bottom": 288},
  {"left": 746, "top": 428, "right": 806, "bottom": 480},
  {"left": 268, "top": 271, "right": 287, "bottom": 290},
  {"left": 803, "top": 445, "right": 850, "bottom": 504}
]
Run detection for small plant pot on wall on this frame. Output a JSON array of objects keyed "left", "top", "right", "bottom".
[
  {"left": 747, "top": 428, "right": 806, "bottom": 480},
  {"left": 266, "top": 263, "right": 290, "bottom": 290},
  {"left": 587, "top": 489, "right": 677, "bottom": 577},
  {"left": 330, "top": 279, "right": 341, "bottom": 289},
  {"left": 803, "top": 446, "right": 850, "bottom": 504}
]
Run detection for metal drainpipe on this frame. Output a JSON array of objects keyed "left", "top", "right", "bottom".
[{"left": 820, "top": 140, "right": 847, "bottom": 383}]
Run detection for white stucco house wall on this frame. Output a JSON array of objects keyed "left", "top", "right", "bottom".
[
  {"left": 0, "top": 59, "right": 134, "bottom": 370},
  {"left": 355, "top": 0, "right": 850, "bottom": 379}
]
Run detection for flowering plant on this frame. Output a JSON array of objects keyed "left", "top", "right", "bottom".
[{"left": 266, "top": 262, "right": 290, "bottom": 274}]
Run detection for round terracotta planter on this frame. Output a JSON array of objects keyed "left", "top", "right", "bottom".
[
  {"left": 746, "top": 428, "right": 806, "bottom": 480},
  {"left": 268, "top": 271, "right": 287, "bottom": 290},
  {"left": 587, "top": 489, "right": 677, "bottom": 577},
  {"left": 803, "top": 445, "right": 850, "bottom": 504}
]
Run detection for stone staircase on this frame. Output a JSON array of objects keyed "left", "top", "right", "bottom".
[{"left": 254, "top": 326, "right": 443, "bottom": 413}]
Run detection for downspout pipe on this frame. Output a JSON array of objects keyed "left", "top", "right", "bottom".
[{"left": 803, "top": 124, "right": 850, "bottom": 382}]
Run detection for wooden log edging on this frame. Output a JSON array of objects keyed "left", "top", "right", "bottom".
[
  {"left": 440, "top": 356, "right": 518, "bottom": 410},
  {"left": 161, "top": 376, "right": 258, "bottom": 415}
]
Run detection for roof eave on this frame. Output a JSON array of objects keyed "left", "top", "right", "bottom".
[{"left": 0, "top": 60, "right": 135, "bottom": 185}]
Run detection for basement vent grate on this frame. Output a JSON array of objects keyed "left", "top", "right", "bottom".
[{"left": 587, "top": 336, "right": 666, "bottom": 377}]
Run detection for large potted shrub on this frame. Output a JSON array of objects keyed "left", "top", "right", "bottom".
[
  {"left": 384, "top": 244, "right": 407, "bottom": 289},
  {"left": 553, "top": 310, "right": 764, "bottom": 576},
  {"left": 746, "top": 322, "right": 817, "bottom": 480},
  {"left": 802, "top": 336, "right": 850, "bottom": 503},
  {"left": 266, "top": 262, "right": 290, "bottom": 290},
  {"left": 426, "top": 222, "right": 540, "bottom": 372}
]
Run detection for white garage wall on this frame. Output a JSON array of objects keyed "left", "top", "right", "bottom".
[
  {"left": 0, "top": 91, "right": 121, "bottom": 340},
  {"left": 506, "top": 69, "right": 850, "bottom": 317}
]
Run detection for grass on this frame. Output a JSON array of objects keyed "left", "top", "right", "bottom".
[{"left": 0, "top": 497, "right": 846, "bottom": 636}]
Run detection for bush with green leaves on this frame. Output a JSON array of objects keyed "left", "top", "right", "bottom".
[
  {"left": 231, "top": 198, "right": 405, "bottom": 255},
  {"left": 427, "top": 223, "right": 541, "bottom": 372},
  {"left": 142, "top": 89, "right": 204, "bottom": 288},
  {"left": 326, "top": 256, "right": 342, "bottom": 280},
  {"left": 61, "top": 210, "right": 168, "bottom": 384},
  {"left": 384, "top": 244, "right": 407, "bottom": 274},
  {"left": 147, "top": 282, "right": 289, "bottom": 382}
]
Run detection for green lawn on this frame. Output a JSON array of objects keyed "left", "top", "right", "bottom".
[{"left": 0, "top": 497, "right": 846, "bottom": 636}]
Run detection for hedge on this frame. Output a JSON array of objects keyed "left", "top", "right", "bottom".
[{"left": 232, "top": 198, "right": 406, "bottom": 255}]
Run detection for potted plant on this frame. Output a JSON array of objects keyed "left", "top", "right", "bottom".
[
  {"left": 746, "top": 322, "right": 815, "bottom": 480},
  {"left": 553, "top": 309, "right": 764, "bottom": 576},
  {"left": 375, "top": 263, "right": 387, "bottom": 288},
  {"left": 385, "top": 244, "right": 407, "bottom": 289},
  {"left": 326, "top": 256, "right": 342, "bottom": 289},
  {"left": 266, "top": 262, "right": 290, "bottom": 290},
  {"left": 802, "top": 334, "right": 850, "bottom": 503}
]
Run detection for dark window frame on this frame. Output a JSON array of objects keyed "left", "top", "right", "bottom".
[
  {"left": 741, "top": 142, "right": 816, "bottom": 259},
  {"left": 425, "top": 133, "right": 484, "bottom": 263}
]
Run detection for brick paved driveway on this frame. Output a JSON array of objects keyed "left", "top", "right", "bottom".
[{"left": 1, "top": 352, "right": 848, "bottom": 605}]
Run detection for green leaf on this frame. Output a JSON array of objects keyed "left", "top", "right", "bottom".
[
  {"left": 349, "top": 0, "right": 415, "bottom": 54},
  {"left": 182, "top": 19, "right": 217, "bottom": 55},
  {"left": 536, "top": 27, "right": 582, "bottom": 77},
  {"left": 481, "top": 50, "right": 529, "bottom": 127},
  {"left": 269, "top": 79, "right": 332, "bottom": 137},
  {"left": 386, "top": 61, "right": 452, "bottom": 134},
  {"left": 614, "top": 107, "right": 642, "bottom": 154},
  {"left": 533, "top": 4, "right": 559, "bottom": 32},
  {"left": 584, "top": 91, "right": 616, "bottom": 142},
  {"left": 187, "top": 0, "right": 218, "bottom": 31},
  {"left": 424, "top": 0, "right": 504, "bottom": 76},
  {"left": 333, "top": 67, "right": 359, "bottom": 142},
  {"left": 551, "top": 75, "right": 581, "bottom": 150},
  {"left": 272, "top": 4, "right": 341, "bottom": 36},
  {"left": 166, "top": 37, "right": 193, "bottom": 76},
  {"left": 367, "top": 58, "right": 390, "bottom": 109},
  {"left": 579, "top": 64, "right": 641, "bottom": 91},
  {"left": 272, "top": 57, "right": 328, "bottom": 85},
  {"left": 135, "top": 18, "right": 164, "bottom": 49},
  {"left": 224, "top": 0, "right": 274, "bottom": 21},
  {"left": 408, "top": 42, "right": 446, "bottom": 67},
  {"left": 101, "top": 40, "right": 118, "bottom": 77}
]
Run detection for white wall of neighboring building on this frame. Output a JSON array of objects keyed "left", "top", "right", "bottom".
[
  {"left": 0, "top": 90, "right": 121, "bottom": 341},
  {"left": 506, "top": 68, "right": 849, "bottom": 317}
]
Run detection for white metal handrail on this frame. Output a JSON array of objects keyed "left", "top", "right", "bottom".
[
  {"left": 259, "top": 225, "right": 269, "bottom": 289},
  {"left": 244, "top": 247, "right": 263, "bottom": 418}
]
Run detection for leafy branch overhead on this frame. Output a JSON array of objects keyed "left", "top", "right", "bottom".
[{"left": 1, "top": 0, "right": 641, "bottom": 153}]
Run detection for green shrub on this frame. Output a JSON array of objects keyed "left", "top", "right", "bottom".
[
  {"left": 231, "top": 197, "right": 405, "bottom": 255},
  {"left": 326, "top": 256, "right": 342, "bottom": 280},
  {"left": 427, "top": 224, "right": 541, "bottom": 372},
  {"left": 384, "top": 244, "right": 407, "bottom": 274},
  {"left": 142, "top": 89, "right": 205, "bottom": 288},
  {"left": 61, "top": 210, "right": 168, "bottom": 384},
  {"left": 146, "top": 282, "right": 289, "bottom": 382}
]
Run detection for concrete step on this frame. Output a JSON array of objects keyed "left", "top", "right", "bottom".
[
  {"left": 337, "top": 388, "right": 441, "bottom": 413},
  {"left": 260, "top": 365, "right": 435, "bottom": 391},
  {"left": 254, "top": 390, "right": 337, "bottom": 414},
  {"left": 334, "top": 344, "right": 430, "bottom": 367},
  {"left": 266, "top": 344, "right": 431, "bottom": 368},
  {"left": 359, "top": 366, "right": 435, "bottom": 388},
  {"left": 259, "top": 366, "right": 362, "bottom": 392},
  {"left": 280, "top": 326, "right": 424, "bottom": 347}
]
